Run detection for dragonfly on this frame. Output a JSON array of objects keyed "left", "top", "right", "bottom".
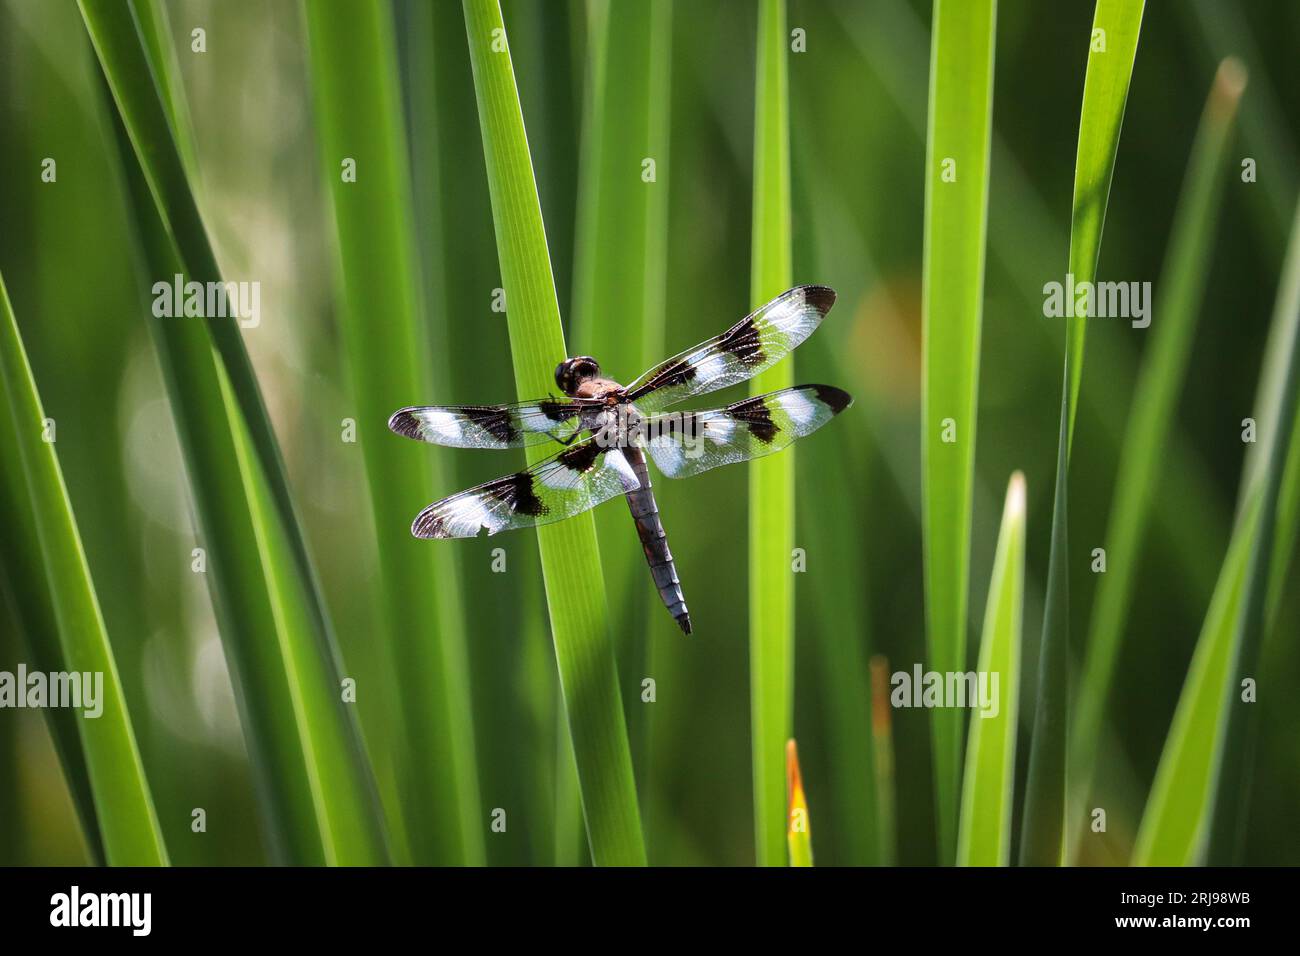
[{"left": 388, "top": 284, "right": 851, "bottom": 635}]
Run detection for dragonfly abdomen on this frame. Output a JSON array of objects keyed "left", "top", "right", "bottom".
[{"left": 622, "top": 446, "right": 691, "bottom": 635}]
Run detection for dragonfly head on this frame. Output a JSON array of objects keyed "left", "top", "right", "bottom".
[{"left": 555, "top": 356, "right": 601, "bottom": 395}]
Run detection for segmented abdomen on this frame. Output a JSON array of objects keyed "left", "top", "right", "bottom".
[{"left": 621, "top": 446, "right": 691, "bottom": 634}]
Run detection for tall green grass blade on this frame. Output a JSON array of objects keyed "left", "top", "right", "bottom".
[
  {"left": 304, "top": 0, "right": 483, "bottom": 868},
  {"left": 0, "top": 271, "right": 167, "bottom": 865},
  {"left": 223, "top": 370, "right": 397, "bottom": 865},
  {"left": 127, "top": 0, "right": 198, "bottom": 175},
  {"left": 462, "top": 0, "right": 645, "bottom": 866},
  {"left": 749, "top": 0, "right": 795, "bottom": 868},
  {"left": 0, "top": 402, "right": 103, "bottom": 865},
  {"left": 1071, "top": 60, "right": 1244, "bottom": 856},
  {"left": 1205, "top": 199, "right": 1300, "bottom": 862},
  {"left": 398, "top": 0, "right": 555, "bottom": 865},
  {"left": 89, "top": 0, "right": 390, "bottom": 863},
  {"left": 1058, "top": 0, "right": 1146, "bottom": 448},
  {"left": 570, "top": 0, "right": 673, "bottom": 782},
  {"left": 1131, "top": 499, "right": 1256, "bottom": 865},
  {"left": 957, "top": 472, "right": 1025, "bottom": 867},
  {"left": 920, "top": 0, "right": 997, "bottom": 864},
  {"left": 1020, "top": 0, "right": 1144, "bottom": 866}
]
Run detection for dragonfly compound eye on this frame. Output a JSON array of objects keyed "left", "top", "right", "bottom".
[{"left": 555, "top": 356, "right": 601, "bottom": 393}]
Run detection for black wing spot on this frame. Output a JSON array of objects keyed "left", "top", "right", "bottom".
[
  {"left": 538, "top": 399, "right": 576, "bottom": 423},
  {"left": 651, "top": 357, "right": 698, "bottom": 391},
  {"left": 560, "top": 441, "right": 603, "bottom": 473},
  {"left": 463, "top": 407, "right": 518, "bottom": 445},
  {"left": 728, "top": 395, "right": 780, "bottom": 444},
  {"left": 811, "top": 384, "right": 853, "bottom": 415},
  {"left": 388, "top": 410, "right": 423, "bottom": 439},
  {"left": 718, "top": 315, "right": 765, "bottom": 367},
  {"left": 486, "top": 471, "right": 547, "bottom": 517},
  {"left": 796, "top": 284, "right": 837, "bottom": 317}
]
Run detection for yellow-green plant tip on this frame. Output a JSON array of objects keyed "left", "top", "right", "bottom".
[{"left": 786, "top": 739, "right": 813, "bottom": 867}]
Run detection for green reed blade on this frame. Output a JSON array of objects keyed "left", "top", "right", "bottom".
[
  {"left": 462, "top": 0, "right": 645, "bottom": 866},
  {"left": 957, "top": 473, "right": 1025, "bottom": 866},
  {"left": 920, "top": 0, "right": 997, "bottom": 863},
  {"left": 0, "top": 270, "right": 167, "bottom": 865},
  {"left": 1020, "top": 0, "right": 1144, "bottom": 866}
]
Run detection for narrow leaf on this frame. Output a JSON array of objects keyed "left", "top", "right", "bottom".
[
  {"left": 1205, "top": 199, "right": 1300, "bottom": 862},
  {"left": 570, "top": 0, "right": 674, "bottom": 785},
  {"left": 1071, "top": 59, "right": 1245, "bottom": 854},
  {"left": 462, "top": 0, "right": 645, "bottom": 866},
  {"left": 1020, "top": 0, "right": 1144, "bottom": 866},
  {"left": 749, "top": 0, "right": 795, "bottom": 868},
  {"left": 0, "top": 271, "right": 167, "bottom": 865},
  {"left": 303, "top": 0, "right": 484, "bottom": 867},
  {"left": 1132, "top": 499, "right": 1256, "bottom": 865},
  {"left": 920, "top": 0, "right": 997, "bottom": 863},
  {"left": 957, "top": 472, "right": 1025, "bottom": 867}
]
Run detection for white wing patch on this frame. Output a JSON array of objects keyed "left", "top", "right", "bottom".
[
  {"left": 423, "top": 489, "right": 511, "bottom": 538},
  {"left": 777, "top": 389, "right": 819, "bottom": 427},
  {"left": 604, "top": 448, "right": 641, "bottom": 492}
]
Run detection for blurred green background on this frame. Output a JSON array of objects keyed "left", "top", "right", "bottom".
[{"left": 0, "top": 0, "right": 1297, "bottom": 866}]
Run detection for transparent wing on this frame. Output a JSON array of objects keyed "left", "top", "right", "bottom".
[
  {"left": 624, "top": 285, "right": 836, "bottom": 412},
  {"left": 388, "top": 398, "right": 599, "bottom": 449},
  {"left": 411, "top": 438, "right": 640, "bottom": 538},
  {"left": 643, "top": 385, "right": 852, "bottom": 479}
]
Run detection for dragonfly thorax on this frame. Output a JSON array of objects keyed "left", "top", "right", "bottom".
[{"left": 588, "top": 403, "right": 646, "bottom": 449}]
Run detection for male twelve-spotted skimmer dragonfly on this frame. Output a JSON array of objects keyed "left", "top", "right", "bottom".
[{"left": 388, "top": 285, "right": 851, "bottom": 635}]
